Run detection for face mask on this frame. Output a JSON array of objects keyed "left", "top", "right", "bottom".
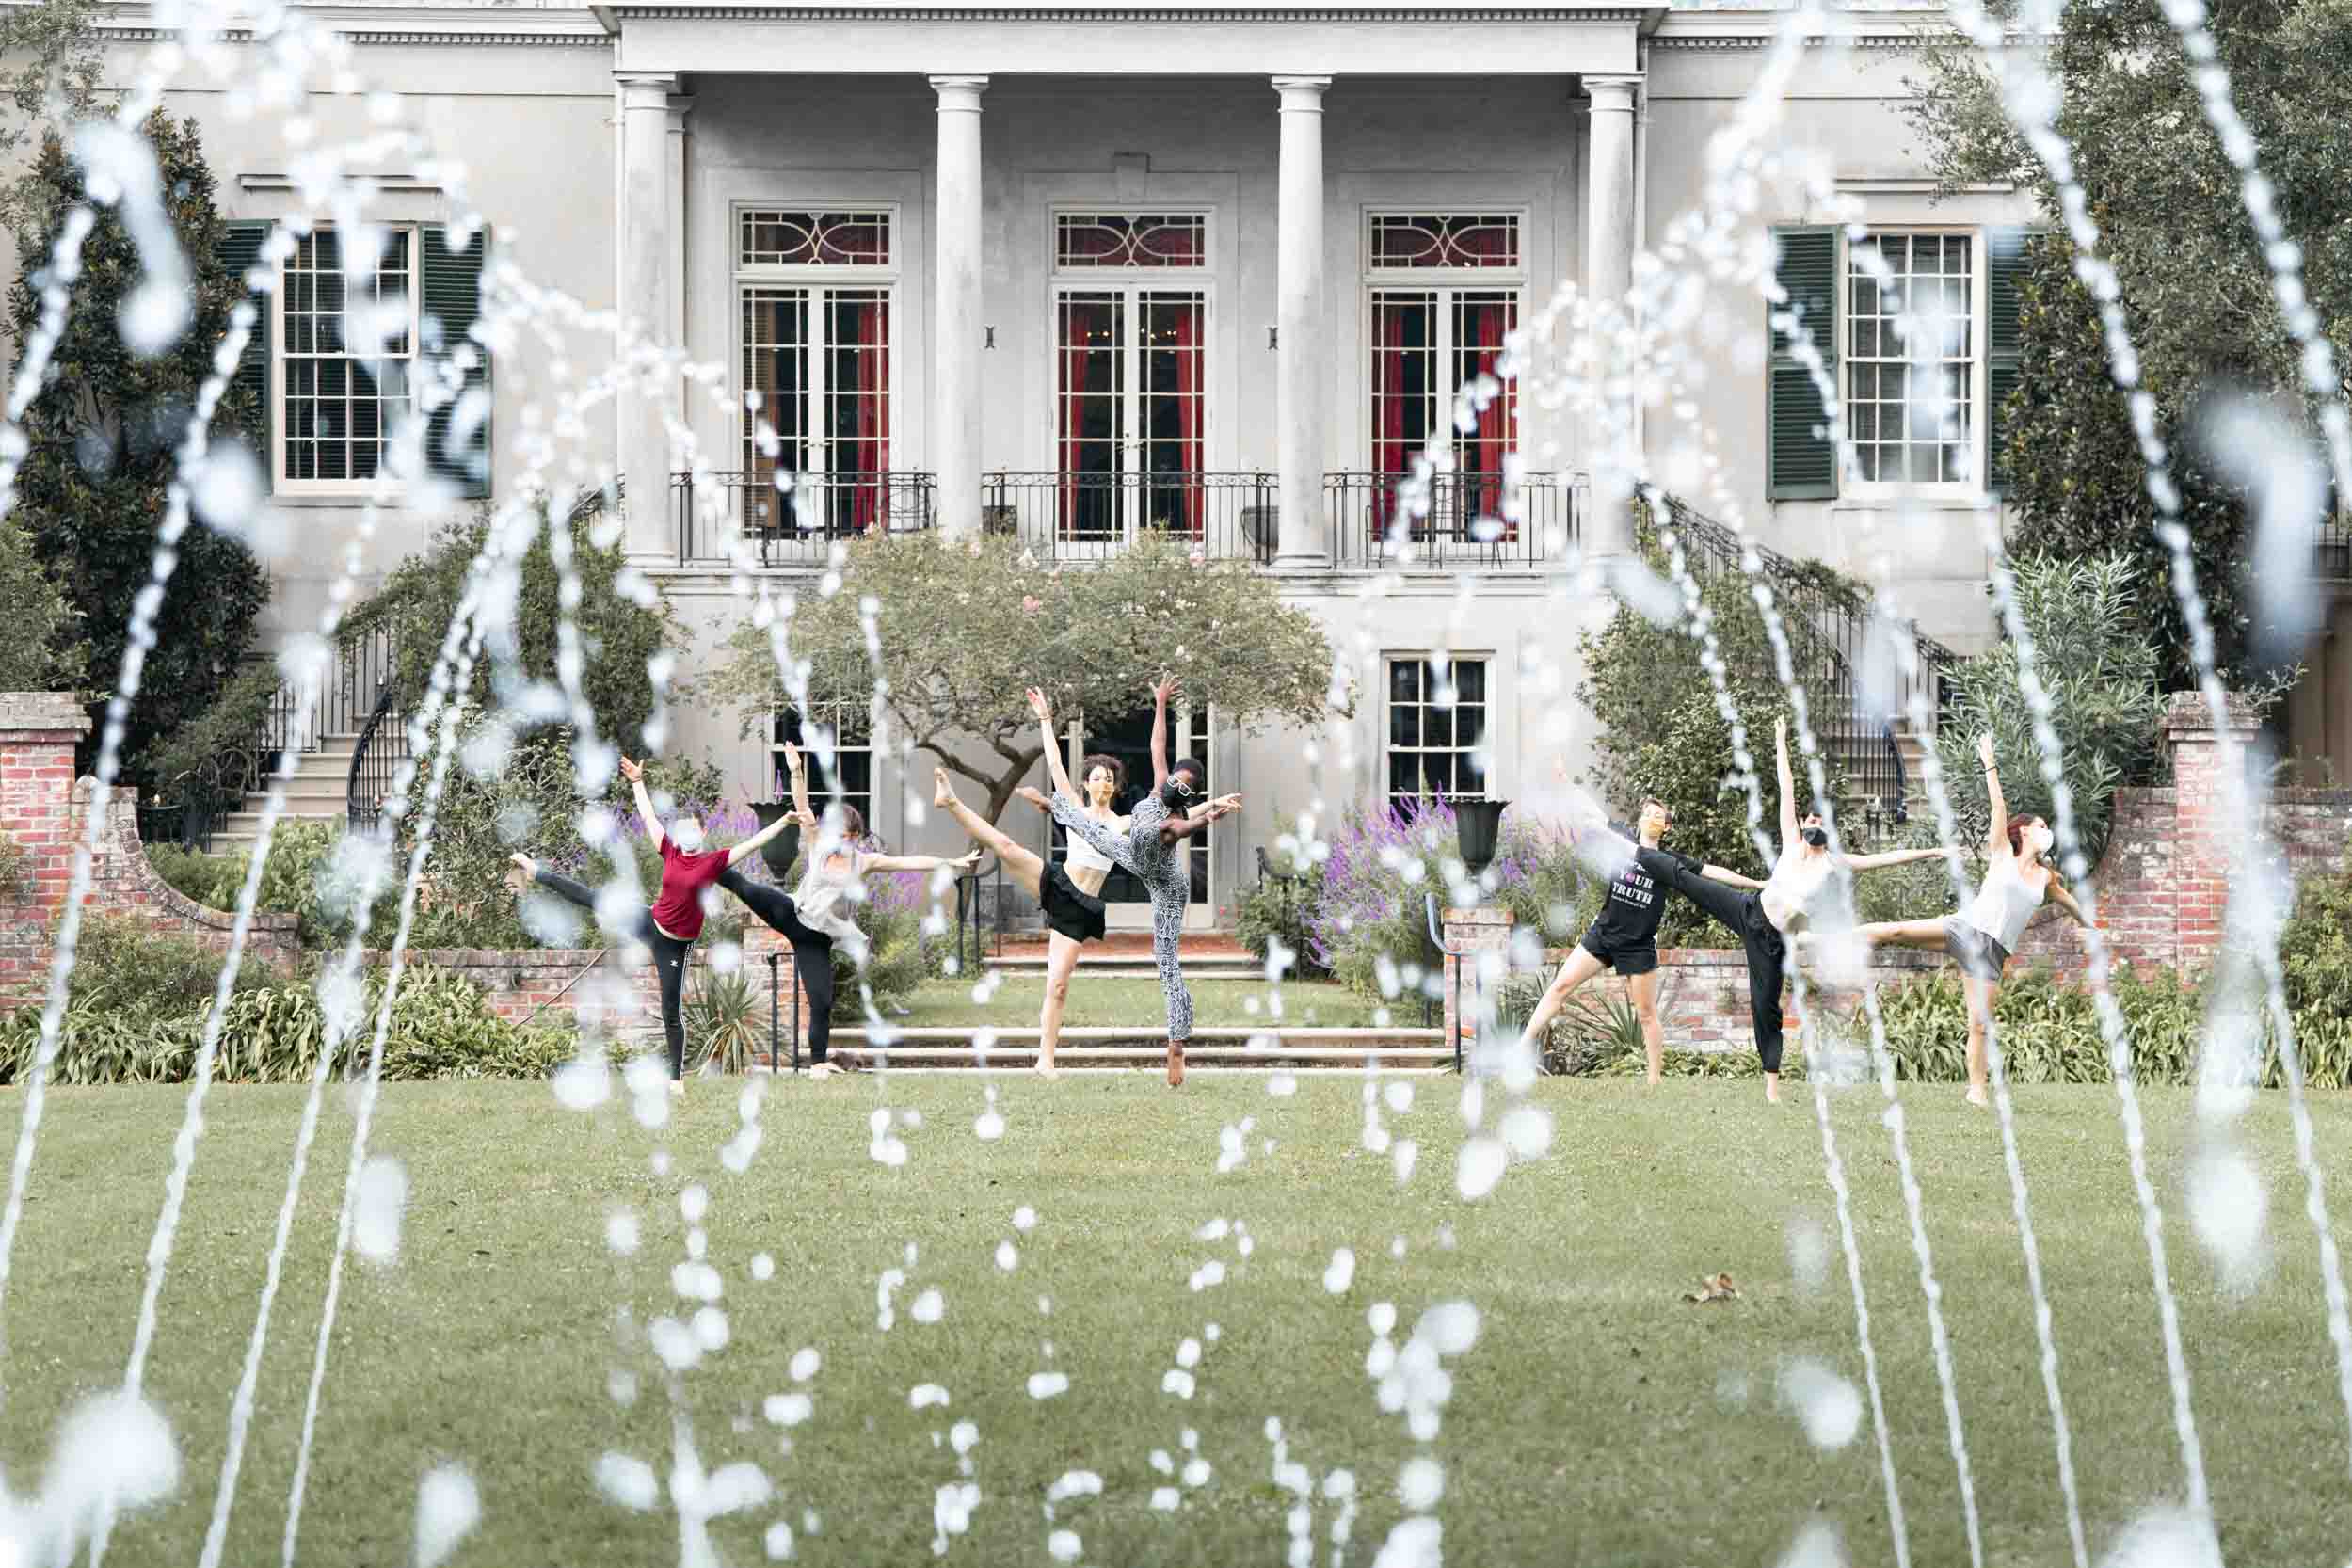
[
  {"left": 670, "top": 821, "right": 706, "bottom": 854},
  {"left": 1802, "top": 827, "right": 1829, "bottom": 849}
]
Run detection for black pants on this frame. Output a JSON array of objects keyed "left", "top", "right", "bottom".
[
  {"left": 1662, "top": 863, "right": 1789, "bottom": 1075},
  {"left": 533, "top": 869, "right": 693, "bottom": 1080},
  {"left": 719, "top": 869, "right": 838, "bottom": 1064}
]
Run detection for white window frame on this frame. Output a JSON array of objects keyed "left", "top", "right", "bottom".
[
  {"left": 1058, "top": 701, "right": 1218, "bottom": 932},
  {"left": 1381, "top": 652, "right": 1493, "bottom": 807},
  {"left": 731, "top": 203, "right": 903, "bottom": 488},
  {"left": 272, "top": 222, "right": 423, "bottom": 497},
  {"left": 1359, "top": 209, "right": 1528, "bottom": 473},
  {"left": 1045, "top": 207, "right": 1216, "bottom": 504},
  {"left": 1838, "top": 225, "right": 1988, "bottom": 498},
  {"left": 772, "top": 699, "right": 875, "bottom": 840}
]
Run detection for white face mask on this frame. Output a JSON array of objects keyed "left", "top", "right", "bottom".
[{"left": 669, "top": 820, "right": 707, "bottom": 854}]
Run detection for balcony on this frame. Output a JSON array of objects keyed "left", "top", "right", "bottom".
[
  {"left": 981, "top": 471, "right": 1278, "bottom": 563},
  {"left": 1325, "top": 472, "right": 1579, "bottom": 569},
  {"left": 674, "top": 471, "right": 938, "bottom": 567}
]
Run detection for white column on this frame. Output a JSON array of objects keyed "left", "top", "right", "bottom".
[
  {"left": 665, "top": 94, "right": 692, "bottom": 351},
  {"left": 931, "top": 74, "right": 988, "bottom": 537},
  {"left": 1583, "top": 72, "right": 1640, "bottom": 560},
  {"left": 1273, "top": 75, "right": 1332, "bottom": 568},
  {"left": 617, "top": 72, "right": 681, "bottom": 557}
]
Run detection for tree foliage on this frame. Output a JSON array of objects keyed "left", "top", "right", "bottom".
[
  {"left": 339, "top": 500, "right": 692, "bottom": 755},
  {"left": 703, "top": 532, "right": 1344, "bottom": 821},
  {"left": 1930, "top": 552, "right": 2167, "bottom": 867},
  {"left": 1906, "top": 0, "right": 2352, "bottom": 687},
  {"left": 0, "top": 0, "right": 104, "bottom": 241},
  {"left": 6, "top": 113, "right": 267, "bottom": 778},
  {"left": 0, "top": 516, "right": 82, "bottom": 692}
]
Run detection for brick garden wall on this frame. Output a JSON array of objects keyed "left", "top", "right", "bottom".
[{"left": 1, "top": 694, "right": 299, "bottom": 1010}]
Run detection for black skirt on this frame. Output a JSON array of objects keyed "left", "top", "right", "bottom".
[{"left": 1039, "top": 862, "right": 1108, "bottom": 945}]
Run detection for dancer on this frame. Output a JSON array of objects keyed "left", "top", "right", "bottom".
[
  {"left": 929, "top": 689, "right": 1127, "bottom": 1074},
  {"left": 1656, "top": 716, "right": 1951, "bottom": 1102},
  {"left": 1843, "top": 731, "right": 2089, "bottom": 1106},
  {"left": 510, "top": 755, "right": 794, "bottom": 1095},
  {"left": 991, "top": 674, "right": 1237, "bottom": 1087},
  {"left": 725, "top": 740, "right": 977, "bottom": 1078},
  {"left": 1523, "top": 766, "right": 1765, "bottom": 1083}
]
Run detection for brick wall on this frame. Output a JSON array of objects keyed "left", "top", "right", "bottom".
[{"left": 0, "top": 694, "right": 299, "bottom": 1009}]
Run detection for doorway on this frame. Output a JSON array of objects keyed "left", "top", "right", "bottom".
[{"left": 1051, "top": 703, "right": 1213, "bottom": 931}]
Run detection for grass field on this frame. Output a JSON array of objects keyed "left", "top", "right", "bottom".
[{"left": 4, "top": 1077, "right": 2350, "bottom": 1566}]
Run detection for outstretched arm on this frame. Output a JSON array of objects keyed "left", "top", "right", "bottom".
[
  {"left": 1978, "top": 731, "right": 2012, "bottom": 862},
  {"left": 1149, "top": 672, "right": 1178, "bottom": 789},
  {"left": 1774, "top": 716, "right": 1800, "bottom": 852},
  {"left": 1160, "top": 793, "right": 1240, "bottom": 845},
  {"left": 2046, "top": 878, "right": 2092, "bottom": 929},
  {"left": 1699, "top": 863, "right": 1765, "bottom": 890},
  {"left": 620, "top": 756, "right": 664, "bottom": 850},
  {"left": 724, "top": 810, "right": 793, "bottom": 869},
  {"left": 864, "top": 850, "right": 983, "bottom": 875},
  {"left": 1843, "top": 846, "right": 1955, "bottom": 873},
  {"left": 1030, "top": 689, "right": 1077, "bottom": 799}
]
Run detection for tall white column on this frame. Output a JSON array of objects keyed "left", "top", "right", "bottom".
[
  {"left": 1273, "top": 75, "right": 1332, "bottom": 568},
  {"left": 617, "top": 72, "right": 681, "bottom": 557},
  {"left": 1583, "top": 72, "right": 1641, "bottom": 560},
  {"left": 931, "top": 74, "right": 988, "bottom": 538},
  {"left": 664, "top": 93, "right": 692, "bottom": 351}
]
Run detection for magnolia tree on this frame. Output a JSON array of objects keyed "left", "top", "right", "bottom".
[{"left": 705, "top": 532, "right": 1345, "bottom": 822}]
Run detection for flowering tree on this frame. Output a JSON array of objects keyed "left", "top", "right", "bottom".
[{"left": 704, "top": 532, "right": 1343, "bottom": 822}]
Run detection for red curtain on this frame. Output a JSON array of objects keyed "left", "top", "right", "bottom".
[
  {"left": 1172, "top": 296, "right": 1203, "bottom": 536},
  {"left": 852, "top": 295, "right": 889, "bottom": 533},
  {"left": 1058, "top": 299, "right": 1109, "bottom": 538},
  {"left": 1370, "top": 297, "right": 1414, "bottom": 543},
  {"left": 1466, "top": 296, "right": 1515, "bottom": 541}
]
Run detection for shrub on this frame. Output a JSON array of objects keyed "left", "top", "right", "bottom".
[
  {"left": 0, "top": 834, "right": 25, "bottom": 903},
  {"left": 147, "top": 821, "right": 401, "bottom": 950},
  {"left": 685, "top": 966, "right": 764, "bottom": 1075},
  {"left": 64, "top": 914, "right": 270, "bottom": 1014},
  {"left": 1233, "top": 864, "right": 1328, "bottom": 980},
  {"left": 2280, "top": 828, "right": 2352, "bottom": 1029},
  {"left": 0, "top": 514, "right": 81, "bottom": 695}
]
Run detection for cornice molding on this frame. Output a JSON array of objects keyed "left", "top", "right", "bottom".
[
  {"left": 100, "top": 22, "right": 610, "bottom": 43},
  {"left": 1651, "top": 24, "right": 2053, "bottom": 48}
]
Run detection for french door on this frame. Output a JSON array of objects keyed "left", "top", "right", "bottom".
[
  {"left": 1054, "top": 288, "right": 1207, "bottom": 541},
  {"left": 741, "top": 286, "right": 892, "bottom": 535},
  {"left": 1368, "top": 288, "right": 1518, "bottom": 536}
]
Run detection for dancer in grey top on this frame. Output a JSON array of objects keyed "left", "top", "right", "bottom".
[
  {"left": 1041, "top": 675, "right": 1240, "bottom": 1087},
  {"left": 1846, "top": 731, "right": 2089, "bottom": 1105}
]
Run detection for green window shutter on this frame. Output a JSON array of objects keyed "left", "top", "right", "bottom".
[
  {"left": 420, "top": 223, "right": 492, "bottom": 500},
  {"left": 1985, "top": 226, "right": 2033, "bottom": 496},
  {"left": 1767, "top": 225, "right": 1839, "bottom": 501},
  {"left": 214, "top": 220, "right": 274, "bottom": 492}
]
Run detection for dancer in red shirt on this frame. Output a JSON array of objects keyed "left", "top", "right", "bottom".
[{"left": 511, "top": 756, "right": 792, "bottom": 1094}]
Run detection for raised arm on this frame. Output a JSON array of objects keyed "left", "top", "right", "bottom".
[
  {"left": 1148, "top": 672, "right": 1178, "bottom": 789},
  {"left": 1843, "top": 846, "right": 1956, "bottom": 873},
  {"left": 1774, "top": 715, "right": 1800, "bottom": 852},
  {"left": 1978, "top": 731, "right": 2011, "bottom": 862},
  {"left": 724, "top": 809, "right": 793, "bottom": 869},
  {"left": 1160, "top": 792, "right": 1240, "bottom": 845},
  {"left": 619, "top": 756, "right": 664, "bottom": 850},
  {"left": 783, "top": 740, "right": 819, "bottom": 832},
  {"left": 864, "top": 849, "right": 983, "bottom": 876},
  {"left": 1030, "top": 688, "right": 1077, "bottom": 799}
]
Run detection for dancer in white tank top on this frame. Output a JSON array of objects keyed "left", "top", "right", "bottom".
[{"left": 1846, "top": 731, "right": 2091, "bottom": 1106}]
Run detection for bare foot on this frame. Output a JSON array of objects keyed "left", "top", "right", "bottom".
[
  {"left": 1645, "top": 1072, "right": 1662, "bottom": 1088},
  {"left": 509, "top": 852, "right": 536, "bottom": 880},
  {"left": 1033, "top": 1059, "right": 1059, "bottom": 1078},
  {"left": 808, "top": 1061, "right": 840, "bottom": 1079},
  {"left": 934, "top": 767, "right": 956, "bottom": 808},
  {"left": 666, "top": 1080, "right": 683, "bottom": 1099},
  {"left": 1764, "top": 1073, "right": 1782, "bottom": 1104},
  {"left": 1167, "top": 1040, "right": 1185, "bottom": 1088},
  {"left": 1964, "top": 1084, "right": 1990, "bottom": 1109}
]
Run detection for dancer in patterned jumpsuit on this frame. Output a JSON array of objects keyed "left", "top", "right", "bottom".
[{"left": 1031, "top": 675, "right": 1239, "bottom": 1086}]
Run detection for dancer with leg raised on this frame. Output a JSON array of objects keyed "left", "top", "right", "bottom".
[
  {"left": 1519, "top": 762, "right": 1765, "bottom": 1083},
  {"left": 1656, "top": 716, "right": 1951, "bottom": 1102},
  {"left": 930, "top": 687, "right": 1127, "bottom": 1073},
  {"left": 511, "top": 755, "right": 793, "bottom": 1095},
  {"left": 1843, "top": 731, "right": 2088, "bottom": 1106},
  {"left": 726, "top": 739, "right": 978, "bottom": 1078}
]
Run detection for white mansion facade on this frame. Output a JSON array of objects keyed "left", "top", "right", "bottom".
[{"left": 36, "top": 1, "right": 2349, "bottom": 925}]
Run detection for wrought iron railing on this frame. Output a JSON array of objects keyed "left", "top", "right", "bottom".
[
  {"left": 674, "top": 470, "right": 936, "bottom": 566},
  {"left": 1324, "top": 472, "right": 1578, "bottom": 569},
  {"left": 1645, "top": 492, "right": 1960, "bottom": 843},
  {"left": 980, "top": 471, "right": 1278, "bottom": 562},
  {"left": 2323, "top": 508, "right": 2352, "bottom": 580}
]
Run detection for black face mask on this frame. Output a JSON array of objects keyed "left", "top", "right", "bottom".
[{"left": 1802, "top": 827, "right": 1829, "bottom": 849}]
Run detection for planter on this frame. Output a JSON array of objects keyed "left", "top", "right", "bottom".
[
  {"left": 1451, "top": 797, "right": 1509, "bottom": 877},
  {"left": 747, "top": 802, "right": 801, "bottom": 880}
]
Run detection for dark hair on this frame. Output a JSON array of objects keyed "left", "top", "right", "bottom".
[
  {"left": 1171, "top": 756, "right": 1206, "bottom": 783},
  {"left": 2007, "top": 813, "right": 2041, "bottom": 856},
  {"left": 1640, "top": 796, "right": 1672, "bottom": 822},
  {"left": 1080, "top": 753, "right": 1127, "bottom": 792},
  {"left": 1160, "top": 757, "right": 1207, "bottom": 810},
  {"left": 824, "top": 802, "right": 866, "bottom": 842}
]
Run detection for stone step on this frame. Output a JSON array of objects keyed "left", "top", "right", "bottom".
[
  {"left": 748, "top": 1062, "right": 1450, "bottom": 1077},
  {"left": 816, "top": 1025, "right": 1449, "bottom": 1071},
  {"left": 982, "top": 953, "right": 1264, "bottom": 978}
]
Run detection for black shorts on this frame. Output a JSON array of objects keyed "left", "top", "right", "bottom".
[
  {"left": 1040, "top": 862, "right": 1108, "bottom": 946},
  {"left": 1578, "top": 930, "right": 1661, "bottom": 978},
  {"left": 1941, "top": 917, "right": 2010, "bottom": 983}
]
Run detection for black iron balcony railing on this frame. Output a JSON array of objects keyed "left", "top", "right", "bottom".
[
  {"left": 980, "top": 471, "right": 1278, "bottom": 563},
  {"left": 1324, "top": 472, "right": 1578, "bottom": 568},
  {"left": 2323, "top": 509, "right": 2352, "bottom": 580},
  {"left": 674, "top": 470, "right": 937, "bottom": 567}
]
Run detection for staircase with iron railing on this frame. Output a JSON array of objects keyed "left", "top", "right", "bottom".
[{"left": 1643, "top": 493, "right": 1960, "bottom": 843}]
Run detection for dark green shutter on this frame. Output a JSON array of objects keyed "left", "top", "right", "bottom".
[
  {"left": 1986, "top": 227, "right": 2032, "bottom": 495},
  {"left": 1767, "top": 225, "right": 1839, "bottom": 501},
  {"left": 214, "top": 220, "right": 274, "bottom": 491},
  {"left": 420, "top": 224, "right": 492, "bottom": 500}
]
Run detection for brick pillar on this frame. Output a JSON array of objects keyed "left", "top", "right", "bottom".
[
  {"left": 2163, "top": 690, "right": 2263, "bottom": 972},
  {"left": 1441, "top": 905, "right": 1515, "bottom": 1066},
  {"left": 0, "top": 694, "right": 91, "bottom": 1005}
]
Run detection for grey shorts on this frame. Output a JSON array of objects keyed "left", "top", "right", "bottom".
[{"left": 1941, "top": 916, "right": 2010, "bottom": 983}]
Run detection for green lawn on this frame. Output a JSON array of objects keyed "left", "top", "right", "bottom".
[
  {"left": 891, "top": 974, "right": 1392, "bottom": 1030},
  {"left": 6, "top": 1079, "right": 2352, "bottom": 1566}
]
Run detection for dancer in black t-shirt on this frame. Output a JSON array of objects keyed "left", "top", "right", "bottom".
[{"left": 1514, "top": 767, "right": 1763, "bottom": 1083}]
